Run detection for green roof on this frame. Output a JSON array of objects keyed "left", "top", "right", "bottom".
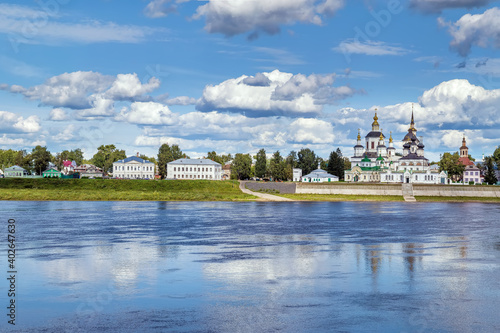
[
  {"left": 361, "top": 156, "right": 371, "bottom": 162},
  {"left": 376, "top": 156, "right": 384, "bottom": 161}
]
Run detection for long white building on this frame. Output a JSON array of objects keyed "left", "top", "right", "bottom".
[
  {"left": 113, "top": 155, "right": 155, "bottom": 179},
  {"left": 167, "top": 159, "right": 222, "bottom": 180}
]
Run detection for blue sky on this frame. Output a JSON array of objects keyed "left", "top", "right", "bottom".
[{"left": 1, "top": 0, "right": 500, "bottom": 162}]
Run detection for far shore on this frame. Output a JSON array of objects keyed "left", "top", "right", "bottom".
[{"left": 0, "top": 178, "right": 499, "bottom": 202}]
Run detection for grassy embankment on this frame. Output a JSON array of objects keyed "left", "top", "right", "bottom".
[
  {"left": 277, "top": 193, "right": 500, "bottom": 202},
  {"left": 277, "top": 193, "right": 405, "bottom": 201},
  {"left": 0, "top": 178, "right": 256, "bottom": 201},
  {"left": 414, "top": 196, "right": 500, "bottom": 202}
]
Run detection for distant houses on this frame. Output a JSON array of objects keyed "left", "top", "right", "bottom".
[
  {"left": 74, "top": 164, "right": 104, "bottom": 178},
  {"left": 4, "top": 165, "right": 29, "bottom": 178},
  {"left": 458, "top": 136, "right": 484, "bottom": 184},
  {"left": 62, "top": 160, "right": 76, "bottom": 175},
  {"left": 113, "top": 154, "right": 155, "bottom": 179},
  {"left": 167, "top": 158, "right": 222, "bottom": 180},
  {"left": 42, "top": 168, "right": 62, "bottom": 178},
  {"left": 222, "top": 162, "right": 231, "bottom": 180}
]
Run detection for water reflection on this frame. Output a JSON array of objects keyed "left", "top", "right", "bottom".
[{"left": 3, "top": 201, "right": 500, "bottom": 332}]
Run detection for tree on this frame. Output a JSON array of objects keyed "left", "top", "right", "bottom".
[
  {"left": 139, "top": 154, "right": 156, "bottom": 164},
  {"left": 91, "top": 144, "right": 126, "bottom": 174},
  {"left": 327, "top": 148, "right": 345, "bottom": 180},
  {"left": 31, "top": 146, "right": 52, "bottom": 175},
  {"left": 53, "top": 149, "right": 84, "bottom": 170},
  {"left": 0, "top": 149, "right": 22, "bottom": 169},
  {"left": 269, "top": 151, "right": 286, "bottom": 181},
  {"left": 286, "top": 151, "right": 298, "bottom": 168},
  {"left": 438, "top": 152, "right": 465, "bottom": 181},
  {"left": 284, "top": 151, "right": 298, "bottom": 181},
  {"left": 68, "top": 149, "right": 84, "bottom": 166},
  {"left": 319, "top": 158, "right": 327, "bottom": 170},
  {"left": 254, "top": 149, "right": 267, "bottom": 178},
  {"left": 157, "top": 144, "right": 184, "bottom": 179},
  {"left": 297, "top": 148, "right": 318, "bottom": 176},
  {"left": 484, "top": 156, "right": 498, "bottom": 185},
  {"left": 206, "top": 151, "right": 232, "bottom": 165},
  {"left": 494, "top": 146, "right": 500, "bottom": 166},
  {"left": 343, "top": 157, "right": 351, "bottom": 170},
  {"left": 231, "top": 153, "right": 252, "bottom": 180}
]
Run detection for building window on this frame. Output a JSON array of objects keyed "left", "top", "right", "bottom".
[{"left": 371, "top": 142, "right": 374, "bottom": 149}]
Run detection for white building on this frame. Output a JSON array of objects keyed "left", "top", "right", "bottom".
[
  {"left": 113, "top": 155, "right": 155, "bottom": 179},
  {"left": 346, "top": 108, "right": 448, "bottom": 184},
  {"left": 302, "top": 167, "right": 339, "bottom": 183},
  {"left": 293, "top": 168, "right": 302, "bottom": 182},
  {"left": 167, "top": 159, "right": 222, "bottom": 180},
  {"left": 380, "top": 168, "right": 448, "bottom": 184}
]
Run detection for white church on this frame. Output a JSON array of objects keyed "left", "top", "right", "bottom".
[{"left": 345, "top": 109, "right": 448, "bottom": 184}]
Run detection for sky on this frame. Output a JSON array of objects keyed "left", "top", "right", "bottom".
[{"left": 1, "top": 0, "right": 500, "bottom": 162}]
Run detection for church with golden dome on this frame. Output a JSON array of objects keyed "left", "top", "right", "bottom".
[{"left": 345, "top": 108, "right": 448, "bottom": 184}]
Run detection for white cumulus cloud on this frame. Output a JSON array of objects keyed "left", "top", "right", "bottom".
[
  {"left": 192, "top": 0, "right": 345, "bottom": 39},
  {"left": 440, "top": 7, "right": 500, "bottom": 56},
  {"left": 0, "top": 111, "right": 41, "bottom": 133},
  {"left": 118, "top": 102, "right": 177, "bottom": 125},
  {"left": 5, "top": 71, "right": 162, "bottom": 119},
  {"left": 197, "top": 70, "right": 357, "bottom": 117},
  {"left": 288, "top": 118, "right": 335, "bottom": 144}
]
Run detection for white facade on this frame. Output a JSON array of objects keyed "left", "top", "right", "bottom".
[
  {"left": 380, "top": 169, "right": 448, "bottom": 184},
  {"left": 293, "top": 168, "right": 302, "bottom": 182},
  {"left": 463, "top": 165, "right": 482, "bottom": 184},
  {"left": 113, "top": 156, "right": 155, "bottom": 179},
  {"left": 302, "top": 168, "right": 339, "bottom": 183},
  {"left": 167, "top": 159, "right": 222, "bottom": 180}
]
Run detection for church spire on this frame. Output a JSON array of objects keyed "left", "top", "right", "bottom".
[
  {"left": 357, "top": 128, "right": 361, "bottom": 141},
  {"left": 372, "top": 109, "right": 380, "bottom": 131},
  {"left": 389, "top": 131, "right": 393, "bottom": 144},
  {"left": 409, "top": 104, "right": 417, "bottom": 133}
]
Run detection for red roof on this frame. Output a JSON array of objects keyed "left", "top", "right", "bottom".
[{"left": 458, "top": 156, "right": 474, "bottom": 166}]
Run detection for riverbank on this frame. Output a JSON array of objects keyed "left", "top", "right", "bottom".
[
  {"left": 0, "top": 178, "right": 256, "bottom": 201},
  {"left": 276, "top": 193, "right": 500, "bottom": 202},
  {"left": 276, "top": 193, "right": 405, "bottom": 201}
]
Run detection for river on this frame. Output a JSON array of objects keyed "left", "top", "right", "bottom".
[{"left": 1, "top": 201, "right": 500, "bottom": 332}]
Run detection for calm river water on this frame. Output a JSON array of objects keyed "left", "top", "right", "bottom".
[{"left": 1, "top": 201, "right": 500, "bottom": 332}]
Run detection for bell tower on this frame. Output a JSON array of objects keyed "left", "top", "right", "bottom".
[{"left": 460, "top": 135, "right": 468, "bottom": 158}]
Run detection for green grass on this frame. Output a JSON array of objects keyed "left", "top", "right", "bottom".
[
  {"left": 0, "top": 178, "right": 256, "bottom": 201},
  {"left": 276, "top": 193, "right": 404, "bottom": 201},
  {"left": 415, "top": 196, "right": 500, "bottom": 203}
]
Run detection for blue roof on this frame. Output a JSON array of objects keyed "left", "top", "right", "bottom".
[
  {"left": 114, "top": 156, "right": 154, "bottom": 164},
  {"left": 168, "top": 158, "right": 221, "bottom": 166},
  {"left": 302, "top": 168, "right": 338, "bottom": 179},
  {"left": 5, "top": 165, "right": 26, "bottom": 171}
]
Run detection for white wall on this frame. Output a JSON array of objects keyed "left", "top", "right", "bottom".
[
  {"left": 167, "top": 163, "right": 221, "bottom": 180},
  {"left": 113, "top": 162, "right": 155, "bottom": 179}
]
